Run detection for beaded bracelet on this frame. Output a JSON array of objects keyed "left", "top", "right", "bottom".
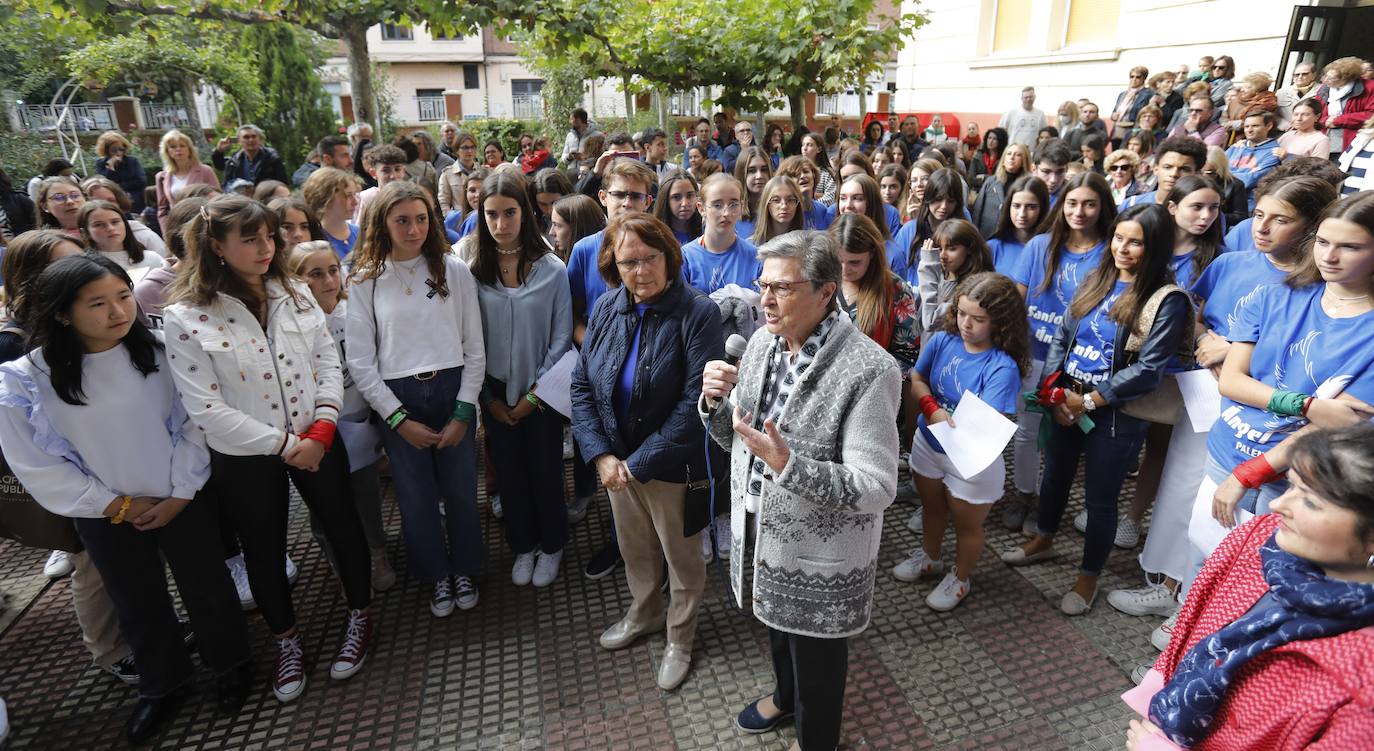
[{"left": 385, "top": 408, "right": 409, "bottom": 430}]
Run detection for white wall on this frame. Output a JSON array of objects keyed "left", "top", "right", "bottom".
[{"left": 893, "top": 0, "right": 1299, "bottom": 118}]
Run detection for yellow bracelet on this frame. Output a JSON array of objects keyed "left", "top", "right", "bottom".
[{"left": 110, "top": 496, "right": 132, "bottom": 525}]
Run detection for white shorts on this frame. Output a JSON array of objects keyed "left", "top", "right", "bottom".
[{"left": 908, "top": 433, "right": 1006, "bottom": 505}]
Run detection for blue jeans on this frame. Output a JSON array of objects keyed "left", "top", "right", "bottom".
[
  {"left": 378, "top": 367, "right": 484, "bottom": 581},
  {"left": 1034, "top": 408, "right": 1147, "bottom": 576}
]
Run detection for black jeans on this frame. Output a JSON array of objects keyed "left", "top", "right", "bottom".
[
  {"left": 211, "top": 440, "right": 371, "bottom": 634},
  {"left": 74, "top": 490, "right": 251, "bottom": 699},
  {"left": 769, "top": 627, "right": 848, "bottom": 751},
  {"left": 483, "top": 390, "right": 567, "bottom": 556}
]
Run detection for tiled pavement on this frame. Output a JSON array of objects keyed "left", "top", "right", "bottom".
[{"left": 0, "top": 452, "right": 1159, "bottom": 750}]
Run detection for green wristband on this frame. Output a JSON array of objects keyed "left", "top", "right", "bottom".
[
  {"left": 525, "top": 392, "right": 543, "bottom": 410},
  {"left": 385, "top": 408, "right": 408, "bottom": 430},
  {"left": 1266, "top": 390, "right": 1309, "bottom": 418},
  {"left": 451, "top": 400, "right": 476, "bottom": 424}
]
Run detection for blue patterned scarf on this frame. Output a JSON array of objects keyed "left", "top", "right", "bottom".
[{"left": 1149, "top": 533, "right": 1374, "bottom": 747}]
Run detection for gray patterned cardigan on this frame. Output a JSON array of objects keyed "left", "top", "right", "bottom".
[{"left": 699, "top": 315, "right": 900, "bottom": 638}]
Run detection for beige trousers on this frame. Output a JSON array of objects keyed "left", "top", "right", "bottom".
[
  {"left": 608, "top": 478, "right": 705, "bottom": 647},
  {"left": 70, "top": 550, "right": 131, "bottom": 667}
]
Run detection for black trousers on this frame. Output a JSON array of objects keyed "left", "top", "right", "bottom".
[
  {"left": 483, "top": 399, "right": 567, "bottom": 556},
  {"left": 73, "top": 490, "right": 251, "bottom": 699},
  {"left": 769, "top": 627, "right": 848, "bottom": 751},
  {"left": 210, "top": 440, "right": 371, "bottom": 634}
]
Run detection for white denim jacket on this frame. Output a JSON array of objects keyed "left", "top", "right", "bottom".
[{"left": 164, "top": 279, "right": 343, "bottom": 457}]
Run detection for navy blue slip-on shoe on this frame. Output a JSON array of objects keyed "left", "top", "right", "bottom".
[{"left": 735, "top": 697, "right": 793, "bottom": 734}]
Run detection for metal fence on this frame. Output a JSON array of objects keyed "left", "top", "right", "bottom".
[
  {"left": 415, "top": 96, "right": 447, "bottom": 122},
  {"left": 669, "top": 90, "right": 703, "bottom": 117},
  {"left": 17, "top": 104, "right": 117, "bottom": 132},
  {"left": 142, "top": 103, "right": 192, "bottom": 130}
]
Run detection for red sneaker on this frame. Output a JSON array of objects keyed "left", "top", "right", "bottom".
[
  {"left": 273, "top": 634, "right": 306, "bottom": 703},
  {"left": 330, "top": 609, "right": 374, "bottom": 680}
]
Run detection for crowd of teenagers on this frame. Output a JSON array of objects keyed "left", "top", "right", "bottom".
[{"left": 0, "top": 50, "right": 1372, "bottom": 751}]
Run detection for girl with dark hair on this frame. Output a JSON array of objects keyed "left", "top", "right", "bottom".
[
  {"left": 553, "top": 194, "right": 609, "bottom": 263},
  {"left": 0, "top": 231, "right": 84, "bottom": 359},
  {"left": 287, "top": 241, "right": 396, "bottom": 592},
  {"left": 651, "top": 170, "right": 702, "bottom": 246},
  {"left": 82, "top": 177, "right": 168, "bottom": 257},
  {"left": 482, "top": 140, "right": 507, "bottom": 169},
  {"left": 135, "top": 197, "right": 208, "bottom": 331},
  {"left": 267, "top": 196, "right": 327, "bottom": 249},
  {"left": 886, "top": 137, "right": 912, "bottom": 170},
  {"left": 1164, "top": 175, "right": 1225, "bottom": 290},
  {"left": 762, "top": 123, "right": 785, "bottom": 166},
  {"left": 1124, "top": 425, "right": 1374, "bottom": 750},
  {"left": 775, "top": 156, "right": 830, "bottom": 230},
  {"left": 0, "top": 254, "right": 252, "bottom": 743},
  {"left": 878, "top": 163, "right": 908, "bottom": 212},
  {"left": 752, "top": 175, "right": 807, "bottom": 245},
  {"left": 860, "top": 120, "right": 886, "bottom": 155},
  {"left": 0, "top": 165, "right": 36, "bottom": 243},
  {"left": 970, "top": 127, "right": 1007, "bottom": 191},
  {"left": 836, "top": 174, "right": 891, "bottom": 249},
  {"left": 830, "top": 213, "right": 918, "bottom": 371},
  {"left": 1004, "top": 204, "right": 1193, "bottom": 616},
  {"left": 164, "top": 194, "right": 375, "bottom": 704},
  {"left": 530, "top": 167, "right": 574, "bottom": 238},
  {"left": 800, "top": 132, "right": 838, "bottom": 205},
  {"left": 896, "top": 272, "right": 1029, "bottom": 611},
  {"left": 447, "top": 166, "right": 492, "bottom": 241},
  {"left": 346, "top": 180, "right": 486, "bottom": 618},
  {"left": 36, "top": 176, "right": 85, "bottom": 237},
  {"left": 79, "top": 200, "right": 162, "bottom": 278},
  {"left": 893, "top": 167, "right": 968, "bottom": 286},
  {"left": 471, "top": 171, "right": 572, "bottom": 587},
  {"left": 916, "top": 218, "right": 994, "bottom": 338},
  {"left": 1105, "top": 176, "right": 1340, "bottom": 641},
  {"left": 733, "top": 146, "right": 773, "bottom": 240},
  {"left": 987, "top": 175, "right": 1049, "bottom": 277}
]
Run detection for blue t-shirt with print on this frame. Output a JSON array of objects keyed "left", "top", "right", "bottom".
[
  {"left": 987, "top": 236, "right": 1027, "bottom": 279},
  {"left": 567, "top": 229, "right": 613, "bottom": 313},
  {"left": 1065, "top": 280, "right": 1127, "bottom": 386},
  {"left": 1190, "top": 249, "right": 1287, "bottom": 338},
  {"left": 1011, "top": 234, "right": 1107, "bottom": 362},
  {"left": 328, "top": 222, "right": 360, "bottom": 262},
  {"left": 681, "top": 235, "right": 761, "bottom": 294},
  {"left": 1206, "top": 283, "right": 1374, "bottom": 471},
  {"left": 915, "top": 331, "right": 1021, "bottom": 454}
]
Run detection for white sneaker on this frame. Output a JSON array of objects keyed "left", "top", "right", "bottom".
[
  {"left": 43, "top": 550, "right": 73, "bottom": 579},
  {"left": 907, "top": 509, "right": 923, "bottom": 534},
  {"left": 713, "top": 517, "right": 731, "bottom": 560},
  {"left": 567, "top": 495, "right": 592, "bottom": 525},
  {"left": 1108, "top": 579, "right": 1177, "bottom": 617},
  {"left": 511, "top": 552, "right": 535, "bottom": 586},
  {"left": 892, "top": 548, "right": 943, "bottom": 582},
  {"left": 1115, "top": 517, "right": 1142, "bottom": 548},
  {"left": 701, "top": 530, "right": 715, "bottom": 561},
  {"left": 454, "top": 576, "right": 479, "bottom": 610},
  {"left": 1073, "top": 509, "right": 1088, "bottom": 534},
  {"left": 226, "top": 554, "right": 256, "bottom": 610},
  {"left": 1151, "top": 610, "right": 1180, "bottom": 652},
  {"left": 532, "top": 549, "right": 562, "bottom": 588},
  {"left": 285, "top": 554, "right": 299, "bottom": 586},
  {"left": 1130, "top": 664, "right": 1150, "bottom": 686},
  {"left": 490, "top": 494, "right": 503, "bottom": 519},
  {"left": 925, "top": 572, "right": 970, "bottom": 612},
  {"left": 431, "top": 578, "right": 455, "bottom": 618}
]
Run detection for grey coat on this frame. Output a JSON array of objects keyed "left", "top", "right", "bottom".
[{"left": 700, "top": 315, "right": 900, "bottom": 638}]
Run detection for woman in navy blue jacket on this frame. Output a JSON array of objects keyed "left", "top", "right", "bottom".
[
  {"left": 571, "top": 212, "right": 724, "bottom": 693},
  {"left": 93, "top": 132, "right": 149, "bottom": 213}
]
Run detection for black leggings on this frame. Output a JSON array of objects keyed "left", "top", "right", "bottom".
[{"left": 210, "top": 440, "right": 371, "bottom": 634}]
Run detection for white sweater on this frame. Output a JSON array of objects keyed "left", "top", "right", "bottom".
[
  {"left": 164, "top": 279, "right": 343, "bottom": 457},
  {"left": 324, "top": 299, "right": 368, "bottom": 420},
  {"left": 345, "top": 254, "right": 485, "bottom": 417},
  {"left": 0, "top": 346, "right": 210, "bottom": 518}
]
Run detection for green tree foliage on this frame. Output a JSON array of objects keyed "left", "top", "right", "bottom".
[
  {"left": 63, "top": 33, "right": 262, "bottom": 117},
  {"left": 238, "top": 24, "right": 337, "bottom": 170}
]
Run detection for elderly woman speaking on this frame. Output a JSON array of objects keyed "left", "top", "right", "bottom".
[{"left": 700, "top": 230, "right": 901, "bottom": 751}]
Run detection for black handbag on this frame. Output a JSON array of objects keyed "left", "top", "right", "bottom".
[
  {"left": 0, "top": 453, "right": 83, "bottom": 553},
  {"left": 682, "top": 442, "right": 728, "bottom": 538}
]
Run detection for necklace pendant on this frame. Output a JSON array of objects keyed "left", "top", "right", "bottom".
[{"left": 405, "top": 288, "right": 414, "bottom": 296}]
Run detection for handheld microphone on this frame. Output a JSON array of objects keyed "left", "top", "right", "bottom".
[{"left": 713, "top": 334, "right": 749, "bottom": 415}]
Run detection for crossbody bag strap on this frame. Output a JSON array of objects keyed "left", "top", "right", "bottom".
[{"left": 1124, "top": 284, "right": 1183, "bottom": 353}]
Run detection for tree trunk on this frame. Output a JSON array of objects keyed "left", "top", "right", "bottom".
[
  {"left": 340, "top": 19, "right": 376, "bottom": 127},
  {"left": 177, "top": 74, "right": 210, "bottom": 150},
  {"left": 788, "top": 92, "right": 805, "bottom": 130},
  {"left": 622, "top": 76, "right": 634, "bottom": 120}
]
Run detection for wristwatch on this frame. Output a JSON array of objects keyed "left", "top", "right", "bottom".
[{"left": 1082, "top": 393, "right": 1099, "bottom": 412}]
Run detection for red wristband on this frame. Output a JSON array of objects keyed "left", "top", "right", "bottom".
[
  {"left": 300, "top": 419, "right": 337, "bottom": 451},
  {"left": 919, "top": 395, "right": 942, "bottom": 420},
  {"left": 1232, "top": 455, "right": 1278, "bottom": 490},
  {"left": 1301, "top": 396, "right": 1315, "bottom": 417}
]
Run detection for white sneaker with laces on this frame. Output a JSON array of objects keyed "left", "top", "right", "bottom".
[
  {"left": 1073, "top": 509, "right": 1088, "bottom": 534},
  {"left": 1114, "top": 517, "right": 1142, "bottom": 548},
  {"left": 273, "top": 634, "right": 306, "bottom": 703},
  {"left": 713, "top": 517, "right": 731, "bottom": 560},
  {"left": 226, "top": 554, "right": 255, "bottom": 610},
  {"left": 454, "top": 575, "right": 479, "bottom": 610},
  {"left": 925, "top": 572, "right": 971, "bottom": 611},
  {"left": 1152, "top": 610, "right": 1180, "bottom": 652},
  {"left": 892, "top": 548, "right": 944, "bottom": 582},
  {"left": 532, "top": 549, "right": 562, "bottom": 588},
  {"left": 511, "top": 552, "right": 535, "bottom": 586},
  {"left": 431, "top": 578, "right": 455, "bottom": 617},
  {"left": 1108, "top": 578, "right": 1177, "bottom": 617},
  {"left": 700, "top": 530, "right": 715, "bottom": 561},
  {"left": 44, "top": 550, "right": 74, "bottom": 579},
  {"left": 907, "top": 509, "right": 923, "bottom": 534}
]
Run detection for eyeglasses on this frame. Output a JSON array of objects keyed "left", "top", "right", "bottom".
[
  {"left": 1211, "top": 64, "right": 1225, "bottom": 70},
  {"left": 753, "top": 278, "right": 812, "bottom": 298},
  {"left": 615, "top": 251, "right": 663, "bottom": 272},
  {"left": 767, "top": 196, "right": 800, "bottom": 207},
  {"left": 705, "top": 201, "right": 742, "bottom": 213},
  {"left": 606, "top": 190, "right": 649, "bottom": 204},
  {"left": 1109, "top": 164, "right": 1133, "bottom": 172},
  {"left": 47, "top": 191, "right": 84, "bottom": 204}
]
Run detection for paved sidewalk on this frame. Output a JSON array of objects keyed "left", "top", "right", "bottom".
[{"left": 0, "top": 460, "right": 1156, "bottom": 750}]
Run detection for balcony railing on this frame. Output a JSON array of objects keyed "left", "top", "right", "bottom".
[
  {"left": 815, "top": 94, "right": 842, "bottom": 116},
  {"left": 512, "top": 95, "right": 543, "bottom": 120},
  {"left": 669, "top": 90, "right": 703, "bottom": 117},
  {"left": 17, "top": 104, "right": 117, "bottom": 132},
  {"left": 142, "top": 103, "right": 191, "bottom": 130},
  {"left": 415, "top": 96, "right": 447, "bottom": 122}
]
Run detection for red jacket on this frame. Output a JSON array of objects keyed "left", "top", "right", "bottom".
[
  {"left": 1123, "top": 514, "right": 1374, "bottom": 750},
  {"left": 1316, "top": 80, "right": 1374, "bottom": 152}
]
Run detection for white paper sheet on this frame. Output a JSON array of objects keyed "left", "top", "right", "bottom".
[
  {"left": 1187, "top": 472, "right": 1254, "bottom": 555},
  {"left": 1176, "top": 369, "right": 1223, "bottom": 433},
  {"left": 926, "top": 390, "right": 1018, "bottom": 479},
  {"left": 532, "top": 348, "right": 579, "bottom": 418}
]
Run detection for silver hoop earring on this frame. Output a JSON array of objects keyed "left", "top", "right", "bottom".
[
  {"left": 217, "top": 255, "right": 226, "bottom": 266},
  {"left": 1367, "top": 553, "right": 1374, "bottom": 570}
]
